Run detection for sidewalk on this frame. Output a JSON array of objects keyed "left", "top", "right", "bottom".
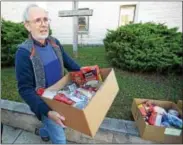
[
  {"left": 2, "top": 124, "right": 155, "bottom": 144},
  {"left": 1, "top": 125, "right": 75, "bottom": 144}
]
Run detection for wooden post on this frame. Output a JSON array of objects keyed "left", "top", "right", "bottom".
[
  {"left": 58, "top": 2, "right": 93, "bottom": 57},
  {"left": 73, "top": 0, "right": 78, "bottom": 58}
]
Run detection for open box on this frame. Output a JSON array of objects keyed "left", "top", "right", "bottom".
[
  {"left": 131, "top": 98, "right": 183, "bottom": 143},
  {"left": 41, "top": 68, "right": 119, "bottom": 137}
]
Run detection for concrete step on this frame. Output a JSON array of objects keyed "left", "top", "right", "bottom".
[
  {"left": 2, "top": 125, "right": 75, "bottom": 144},
  {"left": 1, "top": 99, "right": 155, "bottom": 144}
]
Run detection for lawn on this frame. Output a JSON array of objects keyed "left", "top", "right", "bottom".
[{"left": 2, "top": 45, "right": 183, "bottom": 120}]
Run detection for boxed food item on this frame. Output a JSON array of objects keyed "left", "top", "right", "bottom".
[
  {"left": 131, "top": 98, "right": 182, "bottom": 143},
  {"left": 39, "top": 67, "right": 119, "bottom": 137}
]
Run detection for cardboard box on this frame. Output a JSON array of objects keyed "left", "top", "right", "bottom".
[
  {"left": 131, "top": 98, "right": 183, "bottom": 143},
  {"left": 177, "top": 100, "right": 183, "bottom": 110},
  {"left": 41, "top": 68, "right": 119, "bottom": 137}
]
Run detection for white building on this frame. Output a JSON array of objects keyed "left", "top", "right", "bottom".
[{"left": 1, "top": 1, "right": 182, "bottom": 45}]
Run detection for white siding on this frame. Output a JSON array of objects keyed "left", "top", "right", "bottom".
[
  {"left": 47, "top": 2, "right": 139, "bottom": 44},
  {"left": 137, "top": 2, "right": 182, "bottom": 31},
  {"left": 1, "top": 1, "right": 182, "bottom": 44}
]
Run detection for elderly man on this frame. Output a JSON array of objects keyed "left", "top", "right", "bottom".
[{"left": 15, "top": 4, "right": 80, "bottom": 144}]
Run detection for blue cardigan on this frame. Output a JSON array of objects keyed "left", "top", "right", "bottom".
[{"left": 15, "top": 38, "right": 80, "bottom": 120}]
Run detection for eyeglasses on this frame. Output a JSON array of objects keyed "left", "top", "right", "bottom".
[{"left": 27, "top": 17, "right": 51, "bottom": 25}]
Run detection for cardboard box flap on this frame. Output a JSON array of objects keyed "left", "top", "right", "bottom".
[
  {"left": 177, "top": 100, "right": 183, "bottom": 110},
  {"left": 99, "top": 68, "right": 111, "bottom": 80},
  {"left": 131, "top": 99, "right": 146, "bottom": 137}
]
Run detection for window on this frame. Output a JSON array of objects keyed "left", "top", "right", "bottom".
[
  {"left": 78, "top": 8, "right": 89, "bottom": 34},
  {"left": 119, "top": 5, "right": 136, "bottom": 26}
]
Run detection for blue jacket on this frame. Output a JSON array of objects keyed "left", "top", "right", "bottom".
[{"left": 15, "top": 37, "right": 80, "bottom": 120}]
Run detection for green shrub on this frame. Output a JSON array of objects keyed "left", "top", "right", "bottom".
[
  {"left": 1, "top": 18, "right": 52, "bottom": 67},
  {"left": 103, "top": 22, "right": 183, "bottom": 73},
  {"left": 1, "top": 19, "right": 28, "bottom": 67}
]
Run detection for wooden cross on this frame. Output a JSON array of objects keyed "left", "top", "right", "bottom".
[{"left": 58, "top": 1, "right": 93, "bottom": 58}]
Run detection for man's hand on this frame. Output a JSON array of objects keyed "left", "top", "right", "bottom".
[{"left": 48, "top": 111, "right": 66, "bottom": 128}]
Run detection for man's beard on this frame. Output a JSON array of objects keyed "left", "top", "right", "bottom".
[{"left": 36, "top": 33, "right": 49, "bottom": 40}]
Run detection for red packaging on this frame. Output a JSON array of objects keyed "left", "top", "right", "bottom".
[
  {"left": 148, "top": 112, "right": 162, "bottom": 126},
  {"left": 36, "top": 87, "right": 45, "bottom": 96},
  {"left": 70, "top": 71, "right": 85, "bottom": 86},
  {"left": 54, "top": 93, "right": 75, "bottom": 105},
  {"left": 81, "top": 65, "right": 102, "bottom": 82}
]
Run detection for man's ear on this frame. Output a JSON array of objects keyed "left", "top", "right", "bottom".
[{"left": 24, "top": 22, "right": 31, "bottom": 32}]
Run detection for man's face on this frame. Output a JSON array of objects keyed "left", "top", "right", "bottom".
[{"left": 24, "top": 7, "right": 50, "bottom": 40}]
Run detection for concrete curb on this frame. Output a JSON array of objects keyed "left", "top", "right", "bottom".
[{"left": 1, "top": 99, "right": 154, "bottom": 143}]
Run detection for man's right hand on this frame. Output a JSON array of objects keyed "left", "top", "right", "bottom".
[{"left": 48, "top": 111, "right": 66, "bottom": 128}]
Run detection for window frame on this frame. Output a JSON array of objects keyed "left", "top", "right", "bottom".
[{"left": 118, "top": 4, "right": 137, "bottom": 26}]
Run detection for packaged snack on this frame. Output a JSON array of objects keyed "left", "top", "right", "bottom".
[
  {"left": 138, "top": 104, "right": 147, "bottom": 117},
  {"left": 165, "top": 113, "right": 182, "bottom": 129},
  {"left": 168, "top": 109, "right": 179, "bottom": 117},
  {"left": 72, "top": 100, "right": 89, "bottom": 110},
  {"left": 153, "top": 106, "right": 166, "bottom": 115},
  {"left": 81, "top": 65, "right": 102, "bottom": 82},
  {"left": 161, "top": 121, "right": 171, "bottom": 127},
  {"left": 76, "top": 88, "right": 95, "bottom": 100},
  {"left": 65, "top": 83, "right": 78, "bottom": 92},
  {"left": 84, "top": 80, "right": 103, "bottom": 90},
  {"left": 70, "top": 71, "right": 85, "bottom": 86},
  {"left": 148, "top": 112, "right": 163, "bottom": 126},
  {"left": 41, "top": 90, "right": 57, "bottom": 99},
  {"left": 82, "top": 85, "right": 98, "bottom": 92},
  {"left": 54, "top": 93, "right": 75, "bottom": 105},
  {"left": 144, "top": 101, "right": 155, "bottom": 113},
  {"left": 57, "top": 90, "right": 82, "bottom": 103}
]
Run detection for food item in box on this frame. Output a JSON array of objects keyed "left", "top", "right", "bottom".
[
  {"left": 85, "top": 80, "right": 100, "bottom": 87},
  {"left": 168, "top": 109, "right": 179, "bottom": 117},
  {"left": 72, "top": 100, "right": 89, "bottom": 110},
  {"left": 82, "top": 85, "right": 97, "bottom": 92},
  {"left": 138, "top": 104, "right": 147, "bottom": 117},
  {"left": 84, "top": 80, "right": 103, "bottom": 91},
  {"left": 138, "top": 101, "right": 155, "bottom": 116},
  {"left": 41, "top": 90, "right": 58, "bottom": 99},
  {"left": 71, "top": 71, "right": 85, "bottom": 86},
  {"left": 58, "top": 91, "right": 83, "bottom": 103},
  {"left": 81, "top": 65, "right": 102, "bottom": 82},
  {"left": 54, "top": 93, "right": 75, "bottom": 105},
  {"left": 36, "top": 87, "right": 45, "bottom": 96},
  {"left": 153, "top": 106, "right": 166, "bottom": 115},
  {"left": 72, "top": 91, "right": 88, "bottom": 102},
  {"left": 165, "top": 113, "right": 182, "bottom": 129},
  {"left": 148, "top": 112, "right": 163, "bottom": 126},
  {"left": 138, "top": 100, "right": 183, "bottom": 129},
  {"left": 144, "top": 101, "right": 155, "bottom": 113},
  {"left": 66, "top": 82, "right": 78, "bottom": 92},
  {"left": 76, "top": 88, "right": 95, "bottom": 100},
  {"left": 161, "top": 121, "right": 171, "bottom": 127}
]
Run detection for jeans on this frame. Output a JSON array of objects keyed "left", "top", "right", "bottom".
[{"left": 39, "top": 115, "right": 66, "bottom": 144}]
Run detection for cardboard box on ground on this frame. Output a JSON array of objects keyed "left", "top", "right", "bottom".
[
  {"left": 40, "top": 67, "right": 119, "bottom": 137},
  {"left": 131, "top": 98, "right": 183, "bottom": 143}
]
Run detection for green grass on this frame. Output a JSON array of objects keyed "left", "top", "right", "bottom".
[{"left": 2, "top": 45, "right": 183, "bottom": 120}]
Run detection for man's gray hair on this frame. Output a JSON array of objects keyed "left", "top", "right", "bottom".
[{"left": 22, "top": 4, "right": 48, "bottom": 22}]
